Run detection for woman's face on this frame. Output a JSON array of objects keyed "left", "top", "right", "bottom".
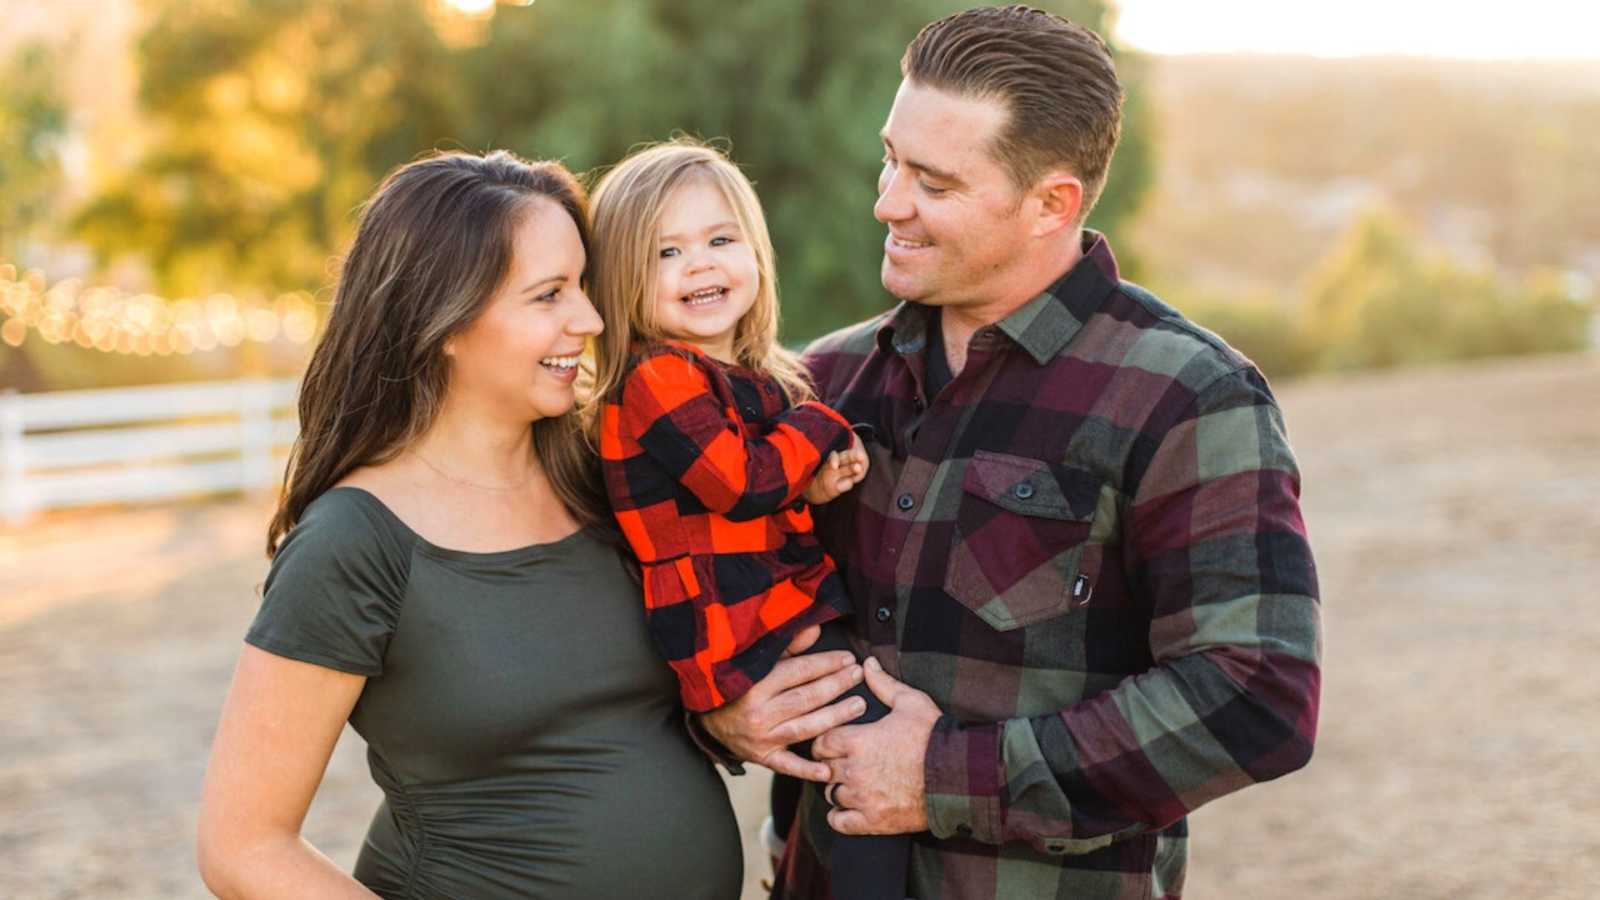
[{"left": 445, "top": 197, "right": 602, "bottom": 422}]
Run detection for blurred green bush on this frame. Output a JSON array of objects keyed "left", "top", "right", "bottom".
[{"left": 1164, "top": 209, "right": 1595, "bottom": 383}]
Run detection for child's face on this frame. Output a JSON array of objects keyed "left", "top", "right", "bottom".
[{"left": 651, "top": 179, "right": 760, "bottom": 364}]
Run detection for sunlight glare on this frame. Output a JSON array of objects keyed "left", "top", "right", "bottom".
[
  {"left": 1115, "top": 0, "right": 1600, "bottom": 60},
  {"left": 444, "top": 0, "right": 497, "bottom": 15}
]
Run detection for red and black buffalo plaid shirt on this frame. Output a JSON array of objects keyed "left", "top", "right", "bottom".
[{"left": 598, "top": 341, "right": 856, "bottom": 712}]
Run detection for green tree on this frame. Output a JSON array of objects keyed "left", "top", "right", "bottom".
[
  {"left": 0, "top": 42, "right": 69, "bottom": 262},
  {"left": 75, "top": 0, "right": 460, "bottom": 296},
  {"left": 78, "top": 1, "right": 1154, "bottom": 340}
]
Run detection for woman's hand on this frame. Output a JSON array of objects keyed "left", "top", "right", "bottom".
[
  {"left": 802, "top": 435, "right": 869, "bottom": 505},
  {"left": 697, "top": 626, "right": 866, "bottom": 782}
]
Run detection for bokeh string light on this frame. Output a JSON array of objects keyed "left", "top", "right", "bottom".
[{"left": 0, "top": 263, "right": 319, "bottom": 356}]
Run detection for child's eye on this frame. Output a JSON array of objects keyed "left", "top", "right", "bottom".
[
  {"left": 659, "top": 247, "right": 679, "bottom": 259},
  {"left": 710, "top": 236, "right": 734, "bottom": 247}
]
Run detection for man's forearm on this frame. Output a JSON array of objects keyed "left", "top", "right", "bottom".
[{"left": 922, "top": 615, "right": 1320, "bottom": 854}]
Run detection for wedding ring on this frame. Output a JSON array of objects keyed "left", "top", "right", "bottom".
[{"left": 824, "top": 782, "right": 842, "bottom": 809}]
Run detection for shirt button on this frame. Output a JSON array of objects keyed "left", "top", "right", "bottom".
[
  {"left": 1046, "top": 841, "right": 1067, "bottom": 854},
  {"left": 896, "top": 493, "right": 915, "bottom": 511},
  {"left": 913, "top": 395, "right": 925, "bottom": 410},
  {"left": 875, "top": 606, "right": 893, "bottom": 623},
  {"left": 1013, "top": 482, "right": 1035, "bottom": 500}
]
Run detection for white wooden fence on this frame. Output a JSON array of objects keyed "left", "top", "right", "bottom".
[{"left": 0, "top": 378, "right": 299, "bottom": 525}]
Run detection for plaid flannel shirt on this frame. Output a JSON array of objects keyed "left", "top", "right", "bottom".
[
  {"left": 599, "top": 341, "right": 856, "bottom": 712},
  {"left": 778, "top": 233, "right": 1322, "bottom": 899}
]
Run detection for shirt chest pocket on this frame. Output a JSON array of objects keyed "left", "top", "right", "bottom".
[{"left": 945, "top": 450, "right": 1105, "bottom": 631}]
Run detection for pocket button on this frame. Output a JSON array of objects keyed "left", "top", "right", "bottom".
[
  {"left": 896, "top": 493, "right": 915, "bottom": 511},
  {"left": 1013, "top": 482, "right": 1035, "bottom": 500}
]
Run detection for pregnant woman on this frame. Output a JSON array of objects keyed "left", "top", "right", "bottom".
[{"left": 197, "top": 150, "right": 741, "bottom": 899}]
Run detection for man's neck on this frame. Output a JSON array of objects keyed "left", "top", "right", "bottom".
[{"left": 940, "top": 230, "right": 1085, "bottom": 374}]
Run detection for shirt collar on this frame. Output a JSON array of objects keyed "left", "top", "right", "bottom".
[{"left": 874, "top": 230, "right": 1121, "bottom": 365}]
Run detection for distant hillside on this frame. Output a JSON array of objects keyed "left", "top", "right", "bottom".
[{"left": 1126, "top": 54, "right": 1600, "bottom": 301}]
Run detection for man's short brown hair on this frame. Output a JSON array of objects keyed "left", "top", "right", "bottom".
[{"left": 903, "top": 4, "right": 1123, "bottom": 222}]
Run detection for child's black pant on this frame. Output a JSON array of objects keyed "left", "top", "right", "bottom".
[{"left": 771, "top": 619, "right": 910, "bottom": 900}]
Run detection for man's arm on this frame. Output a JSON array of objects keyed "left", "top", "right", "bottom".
[{"left": 820, "top": 367, "right": 1321, "bottom": 852}]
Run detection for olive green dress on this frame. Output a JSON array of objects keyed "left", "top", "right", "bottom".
[{"left": 246, "top": 487, "right": 742, "bottom": 900}]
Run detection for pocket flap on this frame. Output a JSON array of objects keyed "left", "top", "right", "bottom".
[{"left": 962, "top": 450, "right": 1101, "bottom": 521}]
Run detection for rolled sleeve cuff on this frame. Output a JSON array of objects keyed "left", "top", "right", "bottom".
[
  {"left": 923, "top": 715, "right": 1004, "bottom": 844},
  {"left": 684, "top": 711, "right": 746, "bottom": 775}
]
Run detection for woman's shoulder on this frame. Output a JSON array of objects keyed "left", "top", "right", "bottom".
[
  {"left": 252, "top": 486, "right": 417, "bottom": 676},
  {"left": 274, "top": 486, "right": 416, "bottom": 582}
]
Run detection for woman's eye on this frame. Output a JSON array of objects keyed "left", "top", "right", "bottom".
[
  {"left": 537, "top": 288, "right": 561, "bottom": 302},
  {"left": 659, "top": 247, "right": 679, "bottom": 259}
]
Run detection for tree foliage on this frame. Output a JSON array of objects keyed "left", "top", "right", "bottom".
[
  {"left": 76, "top": 0, "right": 1153, "bottom": 340},
  {"left": 0, "top": 42, "right": 69, "bottom": 262}
]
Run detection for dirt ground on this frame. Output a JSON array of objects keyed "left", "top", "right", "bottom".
[{"left": 2, "top": 353, "right": 1596, "bottom": 899}]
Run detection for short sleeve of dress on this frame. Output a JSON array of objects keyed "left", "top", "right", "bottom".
[{"left": 246, "top": 489, "right": 413, "bottom": 676}]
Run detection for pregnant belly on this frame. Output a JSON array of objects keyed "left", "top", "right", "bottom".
[{"left": 354, "top": 744, "right": 742, "bottom": 900}]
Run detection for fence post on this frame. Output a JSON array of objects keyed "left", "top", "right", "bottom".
[
  {"left": 1, "top": 390, "right": 26, "bottom": 526},
  {"left": 239, "top": 379, "right": 275, "bottom": 494}
]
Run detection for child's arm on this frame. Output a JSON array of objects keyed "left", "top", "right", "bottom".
[{"left": 618, "top": 351, "right": 853, "bottom": 521}]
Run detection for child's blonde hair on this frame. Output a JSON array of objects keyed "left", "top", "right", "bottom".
[{"left": 587, "top": 138, "right": 815, "bottom": 416}]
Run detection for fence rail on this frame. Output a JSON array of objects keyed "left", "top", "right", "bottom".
[{"left": 0, "top": 378, "right": 299, "bottom": 525}]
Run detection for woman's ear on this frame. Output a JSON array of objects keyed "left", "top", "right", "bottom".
[{"left": 1031, "top": 171, "right": 1084, "bottom": 239}]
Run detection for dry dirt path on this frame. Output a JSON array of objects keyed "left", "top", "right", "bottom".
[{"left": 2, "top": 353, "right": 1596, "bottom": 899}]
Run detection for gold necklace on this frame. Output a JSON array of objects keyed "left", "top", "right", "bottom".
[{"left": 410, "top": 449, "right": 536, "bottom": 493}]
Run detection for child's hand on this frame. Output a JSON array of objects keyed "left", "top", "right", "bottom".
[{"left": 803, "top": 434, "right": 869, "bottom": 505}]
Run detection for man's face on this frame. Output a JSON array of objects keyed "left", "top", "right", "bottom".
[{"left": 875, "top": 80, "right": 1036, "bottom": 314}]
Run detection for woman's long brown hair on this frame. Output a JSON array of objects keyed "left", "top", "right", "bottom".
[{"left": 267, "top": 150, "right": 609, "bottom": 556}]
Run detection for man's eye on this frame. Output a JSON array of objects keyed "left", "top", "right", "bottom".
[
  {"left": 921, "top": 182, "right": 947, "bottom": 196},
  {"left": 659, "top": 247, "right": 679, "bottom": 258}
]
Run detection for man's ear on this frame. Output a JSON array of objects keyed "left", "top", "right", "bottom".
[{"left": 1030, "top": 171, "right": 1084, "bottom": 238}]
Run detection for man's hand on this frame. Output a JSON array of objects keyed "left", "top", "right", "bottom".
[
  {"left": 813, "top": 657, "right": 941, "bottom": 835},
  {"left": 698, "top": 626, "right": 867, "bottom": 782},
  {"left": 803, "top": 434, "right": 868, "bottom": 505}
]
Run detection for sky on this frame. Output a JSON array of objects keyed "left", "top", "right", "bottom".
[{"left": 1113, "top": 0, "right": 1600, "bottom": 60}]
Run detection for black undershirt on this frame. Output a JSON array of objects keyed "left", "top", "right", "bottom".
[{"left": 924, "top": 308, "right": 953, "bottom": 400}]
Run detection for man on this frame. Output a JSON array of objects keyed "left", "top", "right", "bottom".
[{"left": 701, "top": 6, "right": 1321, "bottom": 897}]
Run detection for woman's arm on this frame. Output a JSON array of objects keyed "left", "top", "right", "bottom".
[{"left": 197, "top": 645, "right": 378, "bottom": 899}]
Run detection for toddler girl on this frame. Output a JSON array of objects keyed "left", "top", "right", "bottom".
[{"left": 589, "top": 138, "right": 907, "bottom": 900}]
